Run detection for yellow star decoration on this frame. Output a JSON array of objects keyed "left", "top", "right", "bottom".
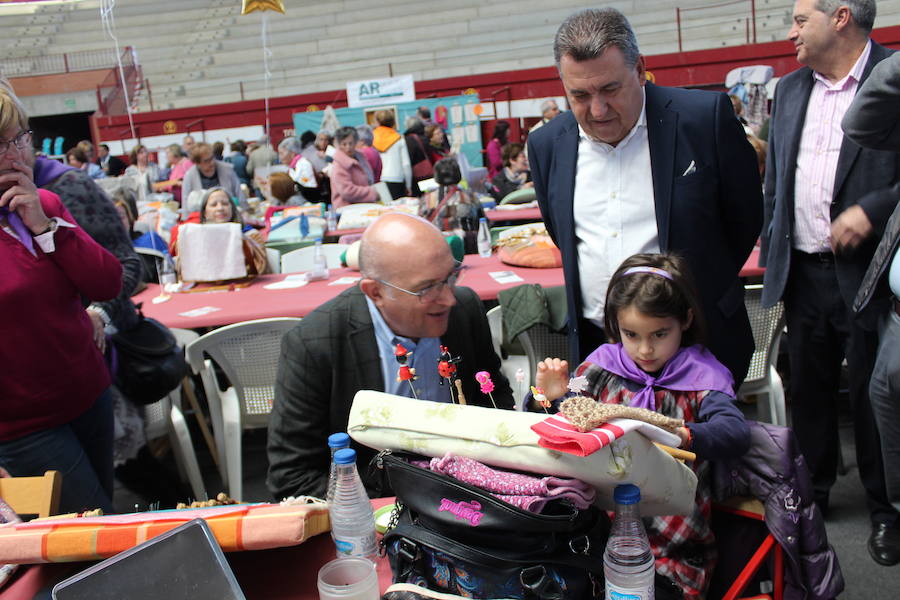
[{"left": 241, "top": 0, "right": 285, "bottom": 15}]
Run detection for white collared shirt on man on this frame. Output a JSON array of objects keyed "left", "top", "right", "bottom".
[{"left": 573, "top": 88, "right": 659, "bottom": 325}]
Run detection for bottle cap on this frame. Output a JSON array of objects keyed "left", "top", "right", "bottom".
[
  {"left": 333, "top": 448, "right": 357, "bottom": 465},
  {"left": 328, "top": 432, "right": 350, "bottom": 449},
  {"left": 613, "top": 484, "right": 641, "bottom": 505}
]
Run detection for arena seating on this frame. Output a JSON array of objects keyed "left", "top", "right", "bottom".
[{"left": 1, "top": 0, "right": 900, "bottom": 112}]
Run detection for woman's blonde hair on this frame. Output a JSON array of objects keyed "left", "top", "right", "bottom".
[{"left": 0, "top": 78, "right": 28, "bottom": 134}]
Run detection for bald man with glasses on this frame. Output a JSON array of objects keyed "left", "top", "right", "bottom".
[{"left": 267, "top": 213, "right": 513, "bottom": 500}]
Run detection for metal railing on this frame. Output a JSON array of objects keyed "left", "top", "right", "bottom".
[
  {"left": 0, "top": 46, "right": 134, "bottom": 78},
  {"left": 676, "top": 0, "right": 758, "bottom": 52},
  {"left": 95, "top": 48, "right": 142, "bottom": 116}
]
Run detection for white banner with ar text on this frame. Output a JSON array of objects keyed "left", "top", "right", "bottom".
[{"left": 346, "top": 74, "right": 415, "bottom": 108}]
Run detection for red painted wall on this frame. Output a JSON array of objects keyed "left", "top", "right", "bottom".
[{"left": 94, "top": 25, "right": 900, "bottom": 145}]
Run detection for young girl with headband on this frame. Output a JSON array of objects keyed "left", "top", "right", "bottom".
[{"left": 535, "top": 252, "right": 750, "bottom": 599}]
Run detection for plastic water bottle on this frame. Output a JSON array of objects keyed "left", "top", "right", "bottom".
[
  {"left": 477, "top": 217, "right": 492, "bottom": 258},
  {"left": 328, "top": 448, "right": 377, "bottom": 560},
  {"left": 325, "top": 432, "right": 351, "bottom": 506},
  {"left": 326, "top": 208, "right": 338, "bottom": 232},
  {"left": 307, "top": 238, "right": 330, "bottom": 281},
  {"left": 604, "top": 484, "right": 655, "bottom": 600}
]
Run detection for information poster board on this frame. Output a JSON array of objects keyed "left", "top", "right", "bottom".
[{"left": 293, "top": 94, "right": 484, "bottom": 168}]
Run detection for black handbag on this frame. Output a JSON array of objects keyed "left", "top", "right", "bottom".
[
  {"left": 112, "top": 306, "right": 188, "bottom": 405},
  {"left": 377, "top": 451, "right": 610, "bottom": 599}
]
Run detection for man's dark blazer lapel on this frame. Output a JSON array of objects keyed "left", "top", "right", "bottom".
[
  {"left": 780, "top": 71, "right": 815, "bottom": 219},
  {"left": 645, "top": 83, "right": 676, "bottom": 251},
  {"left": 345, "top": 289, "right": 385, "bottom": 393},
  {"left": 552, "top": 115, "right": 579, "bottom": 250},
  {"left": 834, "top": 43, "right": 892, "bottom": 200}
]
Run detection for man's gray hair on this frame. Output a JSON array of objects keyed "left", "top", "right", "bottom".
[
  {"left": 277, "top": 136, "right": 302, "bottom": 155},
  {"left": 540, "top": 99, "right": 558, "bottom": 113},
  {"left": 553, "top": 7, "right": 640, "bottom": 68},
  {"left": 815, "top": 0, "right": 875, "bottom": 33}
]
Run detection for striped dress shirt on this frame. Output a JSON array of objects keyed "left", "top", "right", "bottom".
[{"left": 793, "top": 41, "right": 871, "bottom": 253}]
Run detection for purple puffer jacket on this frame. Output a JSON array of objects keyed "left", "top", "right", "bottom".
[{"left": 711, "top": 421, "right": 844, "bottom": 600}]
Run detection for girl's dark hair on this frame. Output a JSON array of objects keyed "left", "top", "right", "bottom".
[
  {"left": 603, "top": 253, "right": 707, "bottom": 347},
  {"left": 492, "top": 120, "right": 510, "bottom": 143}
]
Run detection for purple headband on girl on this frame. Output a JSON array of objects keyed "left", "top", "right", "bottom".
[{"left": 622, "top": 266, "right": 673, "bottom": 280}]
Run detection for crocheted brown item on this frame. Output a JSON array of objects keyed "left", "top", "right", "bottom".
[{"left": 560, "top": 396, "right": 685, "bottom": 433}]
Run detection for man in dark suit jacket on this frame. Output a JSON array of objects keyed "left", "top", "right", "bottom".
[
  {"left": 761, "top": 0, "right": 900, "bottom": 564},
  {"left": 528, "top": 8, "right": 762, "bottom": 385},
  {"left": 267, "top": 214, "right": 513, "bottom": 500},
  {"left": 96, "top": 144, "right": 126, "bottom": 177}
]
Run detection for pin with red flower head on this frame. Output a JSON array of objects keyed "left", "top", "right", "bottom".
[
  {"left": 394, "top": 343, "right": 418, "bottom": 399},
  {"left": 475, "top": 371, "right": 498, "bottom": 409}
]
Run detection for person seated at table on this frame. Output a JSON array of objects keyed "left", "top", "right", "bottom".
[
  {"left": 181, "top": 142, "right": 247, "bottom": 214},
  {"left": 111, "top": 188, "right": 170, "bottom": 259},
  {"left": 424, "top": 124, "right": 448, "bottom": 165},
  {"left": 534, "top": 253, "right": 750, "bottom": 598},
  {"left": 490, "top": 142, "right": 533, "bottom": 202},
  {"left": 420, "top": 157, "right": 484, "bottom": 254},
  {"left": 66, "top": 146, "right": 105, "bottom": 179},
  {"left": 124, "top": 144, "right": 162, "bottom": 202},
  {"left": 171, "top": 187, "right": 267, "bottom": 275},
  {"left": 277, "top": 136, "right": 319, "bottom": 202},
  {"left": 331, "top": 126, "right": 377, "bottom": 209},
  {"left": 266, "top": 171, "right": 307, "bottom": 207},
  {"left": 267, "top": 213, "right": 514, "bottom": 499},
  {"left": 154, "top": 143, "right": 192, "bottom": 196}
]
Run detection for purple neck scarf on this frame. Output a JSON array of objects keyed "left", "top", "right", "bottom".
[
  {"left": 33, "top": 156, "right": 76, "bottom": 187},
  {"left": 0, "top": 206, "right": 34, "bottom": 254},
  {"left": 584, "top": 343, "right": 735, "bottom": 411}
]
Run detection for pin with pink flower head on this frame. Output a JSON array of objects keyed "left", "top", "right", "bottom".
[
  {"left": 475, "top": 371, "right": 498, "bottom": 409},
  {"left": 514, "top": 368, "right": 526, "bottom": 401},
  {"left": 531, "top": 385, "right": 550, "bottom": 413}
]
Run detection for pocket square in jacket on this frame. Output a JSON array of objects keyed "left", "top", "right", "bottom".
[{"left": 681, "top": 160, "right": 697, "bottom": 176}]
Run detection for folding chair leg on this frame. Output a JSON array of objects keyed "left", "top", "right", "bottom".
[{"left": 722, "top": 534, "right": 776, "bottom": 600}]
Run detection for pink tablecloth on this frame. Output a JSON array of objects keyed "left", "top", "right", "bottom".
[
  {"left": 132, "top": 253, "right": 564, "bottom": 330},
  {"left": 484, "top": 206, "right": 543, "bottom": 223}
]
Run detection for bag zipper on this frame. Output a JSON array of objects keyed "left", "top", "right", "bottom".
[{"left": 378, "top": 450, "right": 585, "bottom": 531}]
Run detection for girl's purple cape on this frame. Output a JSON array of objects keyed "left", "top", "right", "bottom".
[{"left": 583, "top": 343, "right": 735, "bottom": 411}]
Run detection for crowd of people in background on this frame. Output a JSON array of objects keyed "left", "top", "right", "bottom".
[{"left": 11, "top": 4, "right": 900, "bottom": 594}]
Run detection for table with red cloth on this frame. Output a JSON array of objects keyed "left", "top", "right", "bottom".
[
  {"left": 484, "top": 206, "right": 542, "bottom": 223},
  {"left": 0, "top": 499, "right": 396, "bottom": 600},
  {"left": 132, "top": 253, "right": 565, "bottom": 330}
]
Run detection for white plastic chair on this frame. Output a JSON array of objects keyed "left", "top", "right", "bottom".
[
  {"left": 280, "top": 243, "right": 348, "bottom": 274},
  {"left": 738, "top": 284, "right": 787, "bottom": 426},
  {"left": 265, "top": 247, "right": 281, "bottom": 274},
  {"left": 486, "top": 306, "right": 531, "bottom": 410},
  {"left": 185, "top": 318, "right": 301, "bottom": 501},
  {"left": 517, "top": 322, "right": 570, "bottom": 389},
  {"left": 141, "top": 328, "right": 207, "bottom": 501}
]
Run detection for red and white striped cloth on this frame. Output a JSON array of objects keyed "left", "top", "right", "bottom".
[{"left": 530, "top": 413, "right": 681, "bottom": 457}]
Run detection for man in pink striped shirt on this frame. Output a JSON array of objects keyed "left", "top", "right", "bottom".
[{"left": 761, "top": 0, "right": 900, "bottom": 565}]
